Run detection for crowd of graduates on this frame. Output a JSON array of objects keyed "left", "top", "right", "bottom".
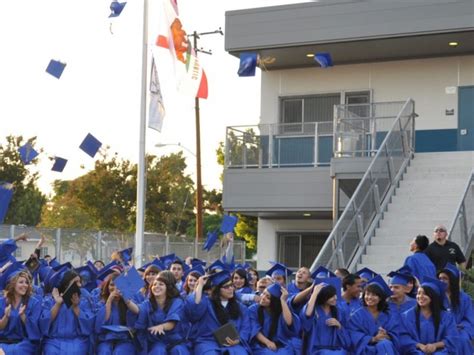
[{"left": 0, "top": 228, "right": 472, "bottom": 355}]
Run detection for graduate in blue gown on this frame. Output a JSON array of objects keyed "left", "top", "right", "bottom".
[
  {"left": 185, "top": 270, "right": 251, "bottom": 354},
  {"left": 0, "top": 234, "right": 28, "bottom": 271},
  {"left": 437, "top": 264, "right": 474, "bottom": 353},
  {"left": 233, "top": 268, "right": 259, "bottom": 306},
  {"left": 399, "top": 277, "right": 466, "bottom": 354},
  {"left": 403, "top": 235, "right": 436, "bottom": 282},
  {"left": 248, "top": 283, "right": 300, "bottom": 354},
  {"left": 128, "top": 270, "right": 190, "bottom": 355},
  {"left": 40, "top": 269, "right": 95, "bottom": 355},
  {"left": 133, "top": 264, "right": 161, "bottom": 304},
  {"left": 338, "top": 274, "right": 363, "bottom": 319},
  {"left": 301, "top": 279, "right": 351, "bottom": 355},
  {"left": 287, "top": 267, "right": 312, "bottom": 295},
  {"left": 0, "top": 267, "right": 41, "bottom": 354},
  {"left": 95, "top": 274, "right": 138, "bottom": 355},
  {"left": 347, "top": 276, "right": 400, "bottom": 355},
  {"left": 387, "top": 272, "right": 417, "bottom": 318}
]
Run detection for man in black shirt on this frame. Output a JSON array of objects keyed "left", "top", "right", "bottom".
[{"left": 424, "top": 224, "right": 466, "bottom": 271}]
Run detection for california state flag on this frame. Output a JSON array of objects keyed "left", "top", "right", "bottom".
[{"left": 155, "top": 0, "right": 208, "bottom": 99}]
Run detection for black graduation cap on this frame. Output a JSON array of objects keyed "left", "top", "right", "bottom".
[
  {"left": 0, "top": 183, "right": 14, "bottom": 224},
  {"left": 79, "top": 133, "right": 102, "bottom": 158},
  {"left": 109, "top": 0, "right": 127, "bottom": 17},
  {"left": 46, "top": 59, "right": 67, "bottom": 79},
  {"left": 18, "top": 143, "right": 39, "bottom": 164},
  {"left": 51, "top": 157, "right": 68, "bottom": 172}
]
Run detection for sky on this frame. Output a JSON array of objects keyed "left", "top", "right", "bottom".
[{"left": 0, "top": 0, "right": 306, "bottom": 197}]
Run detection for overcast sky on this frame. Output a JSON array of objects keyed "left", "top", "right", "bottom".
[{"left": 0, "top": 0, "right": 307, "bottom": 196}]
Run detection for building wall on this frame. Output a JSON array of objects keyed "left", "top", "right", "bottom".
[
  {"left": 257, "top": 218, "right": 332, "bottom": 270},
  {"left": 261, "top": 55, "right": 474, "bottom": 131}
]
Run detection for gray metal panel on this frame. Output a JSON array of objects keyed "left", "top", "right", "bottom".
[
  {"left": 225, "top": 0, "right": 474, "bottom": 51},
  {"left": 222, "top": 167, "right": 334, "bottom": 212}
]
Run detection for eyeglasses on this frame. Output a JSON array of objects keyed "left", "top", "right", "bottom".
[
  {"left": 434, "top": 228, "right": 446, "bottom": 233},
  {"left": 221, "top": 283, "right": 235, "bottom": 289}
]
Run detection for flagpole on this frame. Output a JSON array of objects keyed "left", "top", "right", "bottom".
[{"left": 135, "top": 0, "right": 149, "bottom": 268}]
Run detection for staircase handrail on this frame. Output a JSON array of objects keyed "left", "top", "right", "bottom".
[
  {"left": 448, "top": 168, "right": 474, "bottom": 256},
  {"left": 310, "top": 98, "right": 415, "bottom": 272}
]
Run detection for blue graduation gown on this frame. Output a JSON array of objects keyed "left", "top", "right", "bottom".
[
  {"left": 39, "top": 295, "right": 95, "bottom": 355},
  {"left": 248, "top": 303, "right": 301, "bottom": 354},
  {"left": 287, "top": 282, "right": 303, "bottom": 296},
  {"left": 95, "top": 302, "right": 138, "bottom": 355},
  {"left": 135, "top": 297, "right": 190, "bottom": 355},
  {"left": 387, "top": 296, "right": 416, "bottom": 319},
  {"left": 347, "top": 307, "right": 400, "bottom": 355},
  {"left": 300, "top": 304, "right": 351, "bottom": 355},
  {"left": 443, "top": 291, "right": 474, "bottom": 353},
  {"left": 403, "top": 252, "right": 436, "bottom": 282},
  {"left": 0, "top": 296, "right": 41, "bottom": 354},
  {"left": 235, "top": 287, "right": 256, "bottom": 306},
  {"left": 338, "top": 298, "right": 362, "bottom": 320},
  {"left": 185, "top": 292, "right": 251, "bottom": 354},
  {"left": 400, "top": 307, "right": 463, "bottom": 354}
]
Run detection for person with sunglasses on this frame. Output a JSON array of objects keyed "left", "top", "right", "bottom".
[{"left": 424, "top": 225, "right": 466, "bottom": 272}]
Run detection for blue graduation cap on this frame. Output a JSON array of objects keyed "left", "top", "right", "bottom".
[
  {"left": 184, "top": 264, "right": 206, "bottom": 279},
  {"left": 75, "top": 264, "right": 97, "bottom": 291},
  {"left": 233, "top": 263, "right": 251, "bottom": 272},
  {"left": 387, "top": 271, "right": 411, "bottom": 286},
  {"left": 265, "top": 262, "right": 293, "bottom": 278},
  {"left": 46, "top": 59, "right": 67, "bottom": 79},
  {"left": 159, "top": 253, "right": 177, "bottom": 268},
  {"left": 266, "top": 283, "right": 282, "bottom": 298},
  {"left": 118, "top": 247, "right": 133, "bottom": 264},
  {"left": 311, "top": 266, "right": 336, "bottom": 279},
  {"left": 220, "top": 215, "right": 238, "bottom": 234},
  {"left": 0, "top": 183, "right": 14, "bottom": 224},
  {"left": 49, "top": 257, "right": 60, "bottom": 268},
  {"left": 314, "top": 52, "right": 333, "bottom": 68},
  {"left": 238, "top": 52, "right": 258, "bottom": 77},
  {"left": 355, "top": 267, "right": 378, "bottom": 281},
  {"left": 314, "top": 277, "right": 342, "bottom": 299},
  {"left": 79, "top": 133, "right": 102, "bottom": 158},
  {"left": 0, "top": 239, "right": 18, "bottom": 261},
  {"left": 440, "top": 262, "right": 461, "bottom": 280},
  {"left": 207, "top": 259, "right": 227, "bottom": 272},
  {"left": 114, "top": 266, "right": 145, "bottom": 301},
  {"left": 208, "top": 270, "right": 231, "bottom": 287},
  {"left": 18, "top": 143, "right": 39, "bottom": 165},
  {"left": 101, "top": 325, "right": 132, "bottom": 335},
  {"left": 38, "top": 265, "right": 53, "bottom": 283},
  {"left": 52, "top": 262, "right": 73, "bottom": 272},
  {"left": 51, "top": 157, "right": 67, "bottom": 172},
  {"left": 421, "top": 276, "right": 447, "bottom": 298},
  {"left": 49, "top": 265, "right": 70, "bottom": 289},
  {"left": 190, "top": 258, "right": 207, "bottom": 268},
  {"left": 367, "top": 275, "right": 392, "bottom": 298},
  {"left": 97, "top": 260, "right": 121, "bottom": 281},
  {"left": 0, "top": 262, "right": 26, "bottom": 288},
  {"left": 203, "top": 229, "right": 219, "bottom": 252},
  {"left": 139, "top": 258, "right": 165, "bottom": 273},
  {"left": 109, "top": 0, "right": 127, "bottom": 18}
]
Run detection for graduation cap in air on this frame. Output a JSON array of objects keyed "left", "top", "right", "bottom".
[
  {"left": 0, "top": 239, "right": 18, "bottom": 261},
  {"left": 0, "top": 262, "right": 26, "bottom": 289},
  {"left": 238, "top": 52, "right": 258, "bottom": 77},
  {"left": 114, "top": 266, "right": 145, "bottom": 301},
  {"left": 387, "top": 271, "right": 412, "bottom": 287},
  {"left": 314, "top": 52, "right": 333, "bottom": 68},
  {"left": 265, "top": 262, "right": 293, "bottom": 278},
  {"left": 208, "top": 270, "right": 231, "bottom": 287},
  {"left": 46, "top": 59, "right": 67, "bottom": 79},
  {"left": 97, "top": 260, "right": 122, "bottom": 281},
  {"left": 118, "top": 247, "right": 133, "bottom": 264},
  {"left": 109, "top": 0, "right": 127, "bottom": 18},
  {"left": 367, "top": 274, "right": 392, "bottom": 298},
  {"left": 18, "top": 143, "right": 39, "bottom": 164},
  {"left": 440, "top": 262, "right": 461, "bottom": 280},
  {"left": 266, "top": 283, "right": 282, "bottom": 298},
  {"left": 220, "top": 215, "right": 238, "bottom": 234},
  {"left": 184, "top": 264, "right": 206, "bottom": 279},
  {"left": 203, "top": 229, "right": 219, "bottom": 252},
  {"left": 51, "top": 157, "right": 68, "bottom": 172},
  {"left": 313, "top": 277, "right": 342, "bottom": 299},
  {"left": 75, "top": 264, "right": 97, "bottom": 291},
  {"left": 355, "top": 267, "right": 378, "bottom": 281},
  {"left": 0, "top": 183, "right": 14, "bottom": 224},
  {"left": 79, "top": 133, "right": 102, "bottom": 158},
  {"left": 311, "top": 266, "right": 336, "bottom": 279}
]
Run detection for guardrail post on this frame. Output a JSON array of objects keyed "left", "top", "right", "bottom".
[
  {"left": 356, "top": 214, "right": 365, "bottom": 245},
  {"left": 373, "top": 184, "right": 381, "bottom": 214},
  {"left": 336, "top": 248, "right": 345, "bottom": 268},
  {"left": 55, "top": 228, "right": 61, "bottom": 263}
]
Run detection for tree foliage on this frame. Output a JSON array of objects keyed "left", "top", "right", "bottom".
[{"left": 0, "top": 135, "right": 46, "bottom": 225}]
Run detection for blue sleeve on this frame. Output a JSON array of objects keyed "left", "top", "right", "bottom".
[
  {"left": 300, "top": 303, "right": 314, "bottom": 333},
  {"left": 24, "top": 297, "right": 42, "bottom": 341},
  {"left": 76, "top": 303, "right": 95, "bottom": 336},
  {"left": 458, "top": 292, "right": 474, "bottom": 339},
  {"left": 279, "top": 307, "right": 300, "bottom": 337},
  {"left": 248, "top": 304, "right": 261, "bottom": 340},
  {"left": 164, "top": 298, "right": 184, "bottom": 323},
  {"left": 237, "top": 303, "right": 251, "bottom": 343},
  {"left": 39, "top": 296, "right": 55, "bottom": 336},
  {"left": 184, "top": 292, "right": 208, "bottom": 322},
  {"left": 135, "top": 301, "right": 150, "bottom": 330},
  {"left": 347, "top": 309, "right": 372, "bottom": 354},
  {"left": 0, "top": 239, "right": 17, "bottom": 260}
]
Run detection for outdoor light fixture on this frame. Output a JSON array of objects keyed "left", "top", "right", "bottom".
[
  {"left": 306, "top": 53, "right": 315, "bottom": 58},
  {"left": 448, "top": 41, "right": 459, "bottom": 47},
  {"left": 303, "top": 213, "right": 311, "bottom": 217}
]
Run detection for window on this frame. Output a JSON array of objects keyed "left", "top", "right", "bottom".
[
  {"left": 345, "top": 91, "right": 371, "bottom": 117},
  {"left": 14, "top": 247, "right": 22, "bottom": 258},
  {"left": 278, "top": 232, "right": 329, "bottom": 268},
  {"left": 39, "top": 247, "right": 48, "bottom": 258}
]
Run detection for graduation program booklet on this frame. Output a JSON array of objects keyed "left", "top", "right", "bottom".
[{"left": 213, "top": 322, "right": 239, "bottom": 347}]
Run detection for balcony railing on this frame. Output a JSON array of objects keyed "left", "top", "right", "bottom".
[
  {"left": 448, "top": 170, "right": 474, "bottom": 257},
  {"left": 224, "top": 122, "right": 333, "bottom": 169}
]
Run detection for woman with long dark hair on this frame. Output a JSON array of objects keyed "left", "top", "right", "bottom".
[
  {"left": 0, "top": 266, "right": 41, "bottom": 354},
  {"left": 181, "top": 270, "right": 201, "bottom": 297},
  {"left": 186, "top": 270, "right": 251, "bottom": 354},
  {"left": 302, "top": 281, "right": 351, "bottom": 354},
  {"left": 347, "top": 276, "right": 399, "bottom": 354},
  {"left": 248, "top": 283, "right": 300, "bottom": 354},
  {"left": 95, "top": 273, "right": 137, "bottom": 355},
  {"left": 134, "top": 264, "right": 161, "bottom": 304},
  {"left": 399, "top": 277, "right": 465, "bottom": 354},
  {"left": 131, "top": 270, "right": 190, "bottom": 354},
  {"left": 233, "top": 268, "right": 259, "bottom": 305},
  {"left": 437, "top": 263, "right": 474, "bottom": 353}
]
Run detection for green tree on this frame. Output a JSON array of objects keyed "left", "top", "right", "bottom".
[{"left": 0, "top": 135, "right": 46, "bottom": 225}]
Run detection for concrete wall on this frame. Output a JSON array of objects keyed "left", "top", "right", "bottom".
[
  {"left": 257, "top": 218, "right": 333, "bottom": 270},
  {"left": 261, "top": 55, "right": 474, "bottom": 130}
]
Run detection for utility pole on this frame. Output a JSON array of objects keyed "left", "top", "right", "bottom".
[{"left": 188, "top": 28, "right": 223, "bottom": 258}]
